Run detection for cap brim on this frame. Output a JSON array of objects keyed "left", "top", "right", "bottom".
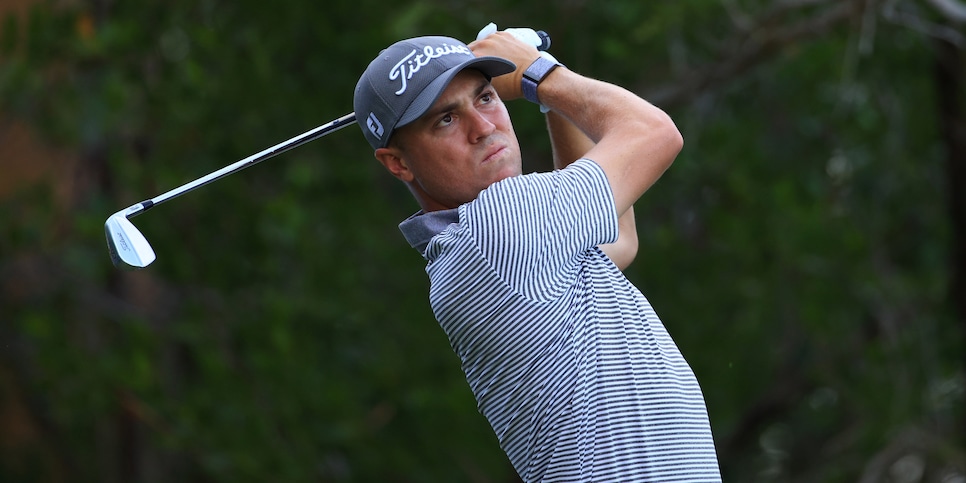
[{"left": 395, "top": 56, "right": 516, "bottom": 129}]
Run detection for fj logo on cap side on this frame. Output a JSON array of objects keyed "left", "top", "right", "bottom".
[{"left": 367, "top": 112, "right": 384, "bottom": 139}]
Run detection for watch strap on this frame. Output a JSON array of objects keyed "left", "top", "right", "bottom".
[{"left": 522, "top": 55, "right": 561, "bottom": 105}]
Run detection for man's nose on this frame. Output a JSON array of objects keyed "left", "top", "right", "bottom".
[{"left": 467, "top": 109, "right": 496, "bottom": 142}]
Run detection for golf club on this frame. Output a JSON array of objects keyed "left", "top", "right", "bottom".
[
  {"left": 105, "top": 112, "right": 357, "bottom": 269},
  {"left": 106, "top": 30, "right": 552, "bottom": 270}
]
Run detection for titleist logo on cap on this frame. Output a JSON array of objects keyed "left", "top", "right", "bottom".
[{"left": 390, "top": 43, "right": 473, "bottom": 95}]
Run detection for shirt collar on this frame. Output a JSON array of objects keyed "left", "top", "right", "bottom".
[{"left": 398, "top": 208, "right": 459, "bottom": 255}]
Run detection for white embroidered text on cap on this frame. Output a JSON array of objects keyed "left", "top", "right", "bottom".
[{"left": 389, "top": 43, "right": 473, "bottom": 96}]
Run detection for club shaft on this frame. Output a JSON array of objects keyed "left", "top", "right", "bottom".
[{"left": 123, "top": 112, "right": 358, "bottom": 219}]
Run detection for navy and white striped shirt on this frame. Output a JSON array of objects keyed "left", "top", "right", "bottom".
[{"left": 400, "top": 159, "right": 721, "bottom": 482}]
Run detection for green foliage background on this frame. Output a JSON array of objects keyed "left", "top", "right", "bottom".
[{"left": 1, "top": 0, "right": 964, "bottom": 481}]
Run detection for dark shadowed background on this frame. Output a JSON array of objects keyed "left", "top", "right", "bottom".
[{"left": 1, "top": 0, "right": 964, "bottom": 481}]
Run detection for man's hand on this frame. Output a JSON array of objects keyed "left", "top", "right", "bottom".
[{"left": 469, "top": 32, "right": 541, "bottom": 101}]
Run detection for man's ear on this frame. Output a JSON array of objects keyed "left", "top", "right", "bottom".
[{"left": 374, "top": 147, "right": 415, "bottom": 183}]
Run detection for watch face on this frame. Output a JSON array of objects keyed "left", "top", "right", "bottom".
[
  {"left": 525, "top": 56, "right": 558, "bottom": 82},
  {"left": 522, "top": 57, "right": 561, "bottom": 104}
]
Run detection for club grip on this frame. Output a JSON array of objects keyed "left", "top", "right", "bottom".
[{"left": 535, "top": 30, "right": 551, "bottom": 51}]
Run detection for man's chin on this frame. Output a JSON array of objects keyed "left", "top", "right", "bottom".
[{"left": 489, "top": 166, "right": 522, "bottom": 186}]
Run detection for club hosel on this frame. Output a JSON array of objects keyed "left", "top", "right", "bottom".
[{"left": 120, "top": 200, "right": 155, "bottom": 219}]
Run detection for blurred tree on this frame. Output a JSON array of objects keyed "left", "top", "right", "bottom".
[{"left": 1, "top": 0, "right": 963, "bottom": 482}]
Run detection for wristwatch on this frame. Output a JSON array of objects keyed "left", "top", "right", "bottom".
[{"left": 522, "top": 55, "right": 562, "bottom": 105}]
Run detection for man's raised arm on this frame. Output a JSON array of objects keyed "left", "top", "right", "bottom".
[
  {"left": 545, "top": 111, "right": 638, "bottom": 270},
  {"left": 470, "top": 32, "right": 683, "bottom": 217}
]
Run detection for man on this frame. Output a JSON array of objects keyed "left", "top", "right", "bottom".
[{"left": 354, "top": 30, "right": 721, "bottom": 482}]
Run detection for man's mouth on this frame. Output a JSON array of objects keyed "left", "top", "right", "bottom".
[{"left": 482, "top": 145, "right": 507, "bottom": 164}]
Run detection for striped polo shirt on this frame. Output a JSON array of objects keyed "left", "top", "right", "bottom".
[{"left": 399, "top": 159, "right": 721, "bottom": 482}]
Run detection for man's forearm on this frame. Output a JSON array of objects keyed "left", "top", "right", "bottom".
[
  {"left": 470, "top": 32, "right": 678, "bottom": 270},
  {"left": 546, "top": 110, "right": 638, "bottom": 270},
  {"left": 536, "top": 67, "right": 682, "bottom": 216},
  {"left": 469, "top": 32, "right": 681, "bottom": 213},
  {"left": 547, "top": 110, "right": 590, "bottom": 170}
]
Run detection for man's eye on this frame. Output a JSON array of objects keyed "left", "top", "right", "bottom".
[
  {"left": 437, "top": 114, "right": 453, "bottom": 126},
  {"left": 480, "top": 93, "right": 493, "bottom": 103}
]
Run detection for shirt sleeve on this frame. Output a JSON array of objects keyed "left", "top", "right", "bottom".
[{"left": 460, "top": 158, "right": 620, "bottom": 302}]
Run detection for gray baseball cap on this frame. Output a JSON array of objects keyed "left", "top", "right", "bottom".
[{"left": 354, "top": 36, "right": 516, "bottom": 150}]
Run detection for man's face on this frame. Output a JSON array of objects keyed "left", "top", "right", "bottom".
[{"left": 379, "top": 69, "right": 522, "bottom": 211}]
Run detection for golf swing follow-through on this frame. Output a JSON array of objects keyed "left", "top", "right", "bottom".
[
  {"left": 356, "top": 26, "right": 721, "bottom": 481},
  {"left": 104, "top": 28, "right": 549, "bottom": 270},
  {"left": 107, "top": 24, "right": 722, "bottom": 482}
]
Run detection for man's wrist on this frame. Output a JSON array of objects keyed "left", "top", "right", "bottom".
[{"left": 522, "top": 55, "right": 562, "bottom": 105}]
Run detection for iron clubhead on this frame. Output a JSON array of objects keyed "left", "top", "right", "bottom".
[{"left": 105, "top": 214, "right": 156, "bottom": 269}]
